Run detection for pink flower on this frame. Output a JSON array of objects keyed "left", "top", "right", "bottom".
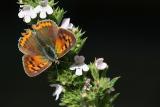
[{"left": 95, "top": 58, "right": 108, "bottom": 70}]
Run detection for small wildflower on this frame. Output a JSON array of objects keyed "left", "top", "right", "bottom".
[
  {"left": 34, "top": 0, "right": 53, "bottom": 19},
  {"left": 95, "top": 58, "right": 108, "bottom": 70},
  {"left": 60, "top": 18, "right": 74, "bottom": 30},
  {"left": 83, "top": 78, "right": 92, "bottom": 91},
  {"left": 70, "top": 55, "right": 89, "bottom": 76},
  {"left": 50, "top": 84, "right": 63, "bottom": 100},
  {"left": 18, "top": 5, "right": 37, "bottom": 23}
]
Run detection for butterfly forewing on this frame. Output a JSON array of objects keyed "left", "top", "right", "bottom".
[
  {"left": 18, "top": 29, "right": 43, "bottom": 55},
  {"left": 54, "top": 28, "right": 76, "bottom": 58},
  {"left": 23, "top": 55, "right": 52, "bottom": 77},
  {"left": 32, "top": 20, "right": 59, "bottom": 47}
]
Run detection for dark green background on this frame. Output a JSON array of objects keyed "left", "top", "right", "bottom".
[{"left": 1, "top": 0, "right": 160, "bottom": 107}]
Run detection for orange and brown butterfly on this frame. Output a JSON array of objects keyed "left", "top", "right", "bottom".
[{"left": 18, "top": 20, "right": 76, "bottom": 77}]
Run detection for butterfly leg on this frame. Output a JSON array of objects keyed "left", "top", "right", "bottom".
[{"left": 54, "top": 59, "right": 60, "bottom": 65}]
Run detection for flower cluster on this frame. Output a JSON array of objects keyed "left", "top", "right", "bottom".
[
  {"left": 70, "top": 56, "right": 108, "bottom": 76},
  {"left": 18, "top": 0, "right": 53, "bottom": 23},
  {"left": 50, "top": 55, "right": 108, "bottom": 100}
]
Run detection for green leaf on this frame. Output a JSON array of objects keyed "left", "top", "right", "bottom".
[
  {"left": 71, "top": 27, "right": 87, "bottom": 54},
  {"left": 109, "top": 77, "right": 120, "bottom": 88},
  {"left": 73, "top": 37, "right": 87, "bottom": 54},
  {"left": 110, "top": 93, "right": 120, "bottom": 103},
  {"left": 50, "top": 7, "right": 65, "bottom": 25},
  {"left": 101, "top": 67, "right": 109, "bottom": 78},
  {"left": 60, "top": 90, "right": 82, "bottom": 107},
  {"left": 48, "top": 0, "right": 58, "bottom": 7},
  {"left": 90, "top": 63, "right": 99, "bottom": 81},
  {"left": 57, "top": 70, "right": 75, "bottom": 86},
  {"left": 72, "top": 76, "right": 85, "bottom": 88},
  {"left": 99, "top": 77, "right": 110, "bottom": 91}
]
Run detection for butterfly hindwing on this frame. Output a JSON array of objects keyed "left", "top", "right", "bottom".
[
  {"left": 54, "top": 28, "right": 76, "bottom": 58},
  {"left": 22, "top": 55, "right": 52, "bottom": 77},
  {"left": 18, "top": 29, "right": 42, "bottom": 55}
]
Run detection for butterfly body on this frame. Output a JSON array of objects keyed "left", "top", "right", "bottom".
[
  {"left": 41, "top": 45, "right": 58, "bottom": 62},
  {"left": 18, "top": 20, "right": 76, "bottom": 77}
]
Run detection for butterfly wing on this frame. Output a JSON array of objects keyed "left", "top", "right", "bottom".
[
  {"left": 54, "top": 28, "right": 76, "bottom": 58},
  {"left": 18, "top": 29, "right": 43, "bottom": 55},
  {"left": 18, "top": 29, "right": 52, "bottom": 77},
  {"left": 32, "top": 20, "right": 76, "bottom": 59},
  {"left": 32, "top": 20, "right": 58, "bottom": 47},
  {"left": 23, "top": 55, "right": 52, "bottom": 77}
]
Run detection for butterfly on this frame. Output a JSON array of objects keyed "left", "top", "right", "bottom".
[{"left": 18, "top": 20, "right": 76, "bottom": 77}]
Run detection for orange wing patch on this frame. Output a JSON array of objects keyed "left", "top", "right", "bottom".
[
  {"left": 32, "top": 20, "right": 52, "bottom": 30},
  {"left": 18, "top": 29, "right": 42, "bottom": 55},
  {"left": 23, "top": 55, "right": 52, "bottom": 77},
  {"left": 19, "top": 29, "right": 32, "bottom": 47},
  {"left": 54, "top": 28, "right": 76, "bottom": 58},
  {"left": 54, "top": 37, "right": 65, "bottom": 54}
]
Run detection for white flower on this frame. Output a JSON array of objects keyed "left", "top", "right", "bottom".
[
  {"left": 70, "top": 55, "right": 89, "bottom": 76},
  {"left": 18, "top": 5, "right": 37, "bottom": 23},
  {"left": 95, "top": 58, "right": 108, "bottom": 70},
  {"left": 60, "top": 18, "right": 74, "bottom": 30},
  {"left": 34, "top": 0, "right": 53, "bottom": 19},
  {"left": 50, "top": 84, "right": 63, "bottom": 100}
]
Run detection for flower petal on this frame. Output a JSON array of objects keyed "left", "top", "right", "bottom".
[
  {"left": 61, "top": 18, "right": 70, "bottom": 29},
  {"left": 75, "top": 68, "right": 83, "bottom": 76},
  {"left": 24, "top": 15, "right": 31, "bottom": 23},
  {"left": 95, "top": 58, "right": 104, "bottom": 66},
  {"left": 97, "top": 63, "right": 108, "bottom": 70},
  {"left": 55, "top": 94, "right": 60, "bottom": 100},
  {"left": 74, "top": 55, "right": 85, "bottom": 65},
  {"left": 69, "top": 65, "right": 76, "bottom": 70},
  {"left": 34, "top": 5, "right": 41, "bottom": 13},
  {"left": 50, "top": 84, "right": 63, "bottom": 101},
  {"left": 30, "top": 11, "right": 37, "bottom": 19},
  {"left": 68, "top": 23, "right": 74, "bottom": 29},
  {"left": 46, "top": 5, "right": 53, "bottom": 14},
  {"left": 82, "top": 64, "right": 89, "bottom": 72},
  {"left": 18, "top": 10, "right": 24, "bottom": 18},
  {"left": 40, "top": 11, "right": 47, "bottom": 19}
]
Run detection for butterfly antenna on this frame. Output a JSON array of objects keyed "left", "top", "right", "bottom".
[{"left": 59, "top": 60, "right": 72, "bottom": 64}]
